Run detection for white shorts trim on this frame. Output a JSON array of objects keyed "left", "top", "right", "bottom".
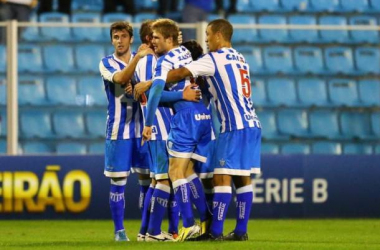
[
  {"left": 131, "top": 167, "right": 150, "bottom": 175},
  {"left": 213, "top": 168, "right": 251, "bottom": 176},
  {"left": 236, "top": 185, "right": 253, "bottom": 194},
  {"left": 154, "top": 173, "right": 169, "bottom": 180},
  {"left": 251, "top": 167, "right": 261, "bottom": 174},
  {"left": 198, "top": 172, "right": 214, "bottom": 179},
  {"left": 104, "top": 170, "right": 130, "bottom": 178},
  {"left": 156, "top": 183, "right": 171, "bottom": 193},
  {"left": 167, "top": 148, "right": 193, "bottom": 159},
  {"left": 214, "top": 186, "right": 232, "bottom": 193},
  {"left": 191, "top": 153, "right": 207, "bottom": 163}
]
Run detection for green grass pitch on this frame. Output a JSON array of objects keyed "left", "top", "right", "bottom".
[{"left": 0, "top": 219, "right": 379, "bottom": 249}]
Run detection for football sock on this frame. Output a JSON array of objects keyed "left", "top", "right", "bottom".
[
  {"left": 172, "top": 179, "right": 195, "bottom": 228},
  {"left": 168, "top": 190, "right": 180, "bottom": 234},
  {"left": 109, "top": 178, "right": 127, "bottom": 232},
  {"left": 211, "top": 186, "right": 232, "bottom": 237},
  {"left": 139, "top": 184, "right": 154, "bottom": 235},
  {"left": 187, "top": 174, "right": 211, "bottom": 222},
  {"left": 138, "top": 179, "right": 151, "bottom": 211},
  {"left": 204, "top": 188, "right": 214, "bottom": 213},
  {"left": 147, "top": 183, "right": 171, "bottom": 235},
  {"left": 234, "top": 185, "right": 253, "bottom": 236}
]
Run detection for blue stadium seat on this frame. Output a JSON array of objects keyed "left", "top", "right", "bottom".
[
  {"left": 312, "top": 142, "right": 342, "bottom": 155},
  {"left": 328, "top": 79, "right": 359, "bottom": 106},
  {"left": 263, "top": 46, "right": 293, "bottom": 73},
  {"left": 288, "top": 15, "right": 318, "bottom": 43},
  {"left": 310, "top": 0, "right": 339, "bottom": 11},
  {"left": 371, "top": 112, "right": 380, "bottom": 137},
  {"left": 281, "top": 143, "right": 310, "bottom": 154},
  {"left": 207, "top": 14, "right": 224, "bottom": 22},
  {"left": 228, "top": 14, "right": 257, "bottom": 43},
  {"left": 358, "top": 79, "right": 380, "bottom": 106},
  {"left": 319, "top": 16, "right": 349, "bottom": 43},
  {"left": 355, "top": 47, "right": 380, "bottom": 74},
  {"left": 134, "top": 13, "right": 158, "bottom": 23},
  {"left": 340, "top": 112, "right": 372, "bottom": 139},
  {"left": 261, "top": 143, "right": 280, "bottom": 154},
  {"left": 72, "top": 13, "right": 102, "bottom": 41},
  {"left": 86, "top": 111, "right": 106, "bottom": 138},
  {"left": 297, "top": 78, "right": 328, "bottom": 106},
  {"left": 369, "top": 0, "right": 380, "bottom": 11},
  {"left": 75, "top": 44, "right": 105, "bottom": 73},
  {"left": 56, "top": 142, "right": 87, "bottom": 154},
  {"left": 18, "top": 44, "right": 43, "bottom": 73},
  {"left": 349, "top": 16, "right": 378, "bottom": 43},
  {"left": 258, "top": 15, "right": 288, "bottom": 42},
  {"left": 236, "top": 0, "right": 253, "bottom": 12},
  {"left": 244, "top": 47, "right": 263, "bottom": 73},
  {"left": 250, "top": 0, "right": 280, "bottom": 11},
  {"left": 309, "top": 110, "right": 340, "bottom": 138},
  {"left": 251, "top": 78, "right": 267, "bottom": 106},
  {"left": 53, "top": 111, "right": 86, "bottom": 138},
  {"left": 21, "top": 14, "right": 40, "bottom": 42},
  {"left": 267, "top": 78, "right": 297, "bottom": 106},
  {"left": 23, "top": 142, "right": 53, "bottom": 154},
  {"left": 294, "top": 46, "right": 324, "bottom": 74},
  {"left": 20, "top": 111, "right": 53, "bottom": 138},
  {"left": 0, "top": 45, "right": 6, "bottom": 73},
  {"left": 39, "top": 12, "right": 71, "bottom": 41},
  {"left": 324, "top": 47, "right": 354, "bottom": 74},
  {"left": 277, "top": 109, "right": 309, "bottom": 137},
  {"left": 0, "top": 78, "right": 6, "bottom": 105},
  {"left": 46, "top": 76, "right": 78, "bottom": 105},
  {"left": 255, "top": 110, "right": 282, "bottom": 139},
  {"left": 77, "top": 76, "right": 107, "bottom": 106},
  {"left": 343, "top": 143, "right": 373, "bottom": 154},
  {"left": 43, "top": 45, "right": 75, "bottom": 72},
  {"left": 18, "top": 76, "right": 46, "bottom": 105},
  {"left": 102, "top": 13, "right": 133, "bottom": 40},
  {"left": 376, "top": 145, "right": 380, "bottom": 154},
  {"left": 0, "top": 111, "right": 6, "bottom": 137},
  {"left": 89, "top": 142, "right": 104, "bottom": 154},
  {"left": 72, "top": 0, "right": 103, "bottom": 11},
  {"left": 281, "top": 0, "right": 309, "bottom": 11},
  {"left": 0, "top": 140, "right": 5, "bottom": 154},
  {"left": 340, "top": 0, "right": 369, "bottom": 12},
  {"left": 136, "top": 0, "right": 159, "bottom": 10}
]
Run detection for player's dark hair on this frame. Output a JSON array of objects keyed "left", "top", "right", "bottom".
[
  {"left": 208, "top": 19, "right": 233, "bottom": 41},
  {"left": 152, "top": 18, "right": 179, "bottom": 46},
  {"left": 139, "top": 19, "right": 154, "bottom": 44},
  {"left": 110, "top": 21, "right": 133, "bottom": 40},
  {"left": 181, "top": 40, "right": 203, "bottom": 60}
]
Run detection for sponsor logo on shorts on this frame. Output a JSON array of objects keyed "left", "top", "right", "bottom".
[{"left": 195, "top": 113, "right": 211, "bottom": 121}]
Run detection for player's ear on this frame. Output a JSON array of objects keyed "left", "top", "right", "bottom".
[{"left": 130, "top": 36, "right": 134, "bottom": 44}]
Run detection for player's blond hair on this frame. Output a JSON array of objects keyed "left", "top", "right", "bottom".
[{"left": 152, "top": 18, "right": 179, "bottom": 45}]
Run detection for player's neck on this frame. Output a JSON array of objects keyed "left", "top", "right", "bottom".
[
  {"left": 115, "top": 48, "right": 131, "bottom": 64},
  {"left": 217, "top": 42, "right": 232, "bottom": 50}
]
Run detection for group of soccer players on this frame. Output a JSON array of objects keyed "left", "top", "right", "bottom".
[{"left": 99, "top": 17, "right": 261, "bottom": 242}]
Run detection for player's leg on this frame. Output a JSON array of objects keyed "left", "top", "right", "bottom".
[
  {"left": 168, "top": 182, "right": 180, "bottom": 238},
  {"left": 109, "top": 177, "right": 129, "bottom": 241},
  {"left": 138, "top": 178, "right": 155, "bottom": 241}
]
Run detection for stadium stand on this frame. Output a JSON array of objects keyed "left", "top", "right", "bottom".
[
  {"left": 358, "top": 79, "right": 380, "bottom": 106},
  {"left": 56, "top": 142, "right": 87, "bottom": 154},
  {"left": 355, "top": 47, "right": 380, "bottom": 74},
  {"left": 281, "top": 143, "right": 311, "bottom": 154},
  {"left": 343, "top": 143, "right": 373, "bottom": 154},
  {"left": 288, "top": 15, "right": 318, "bottom": 43},
  {"left": 85, "top": 111, "right": 106, "bottom": 138},
  {"left": 71, "top": 12, "right": 103, "bottom": 42},
  {"left": 263, "top": 46, "right": 293, "bottom": 73},
  {"left": 349, "top": 16, "right": 378, "bottom": 43},
  {"left": 0, "top": 45, "right": 6, "bottom": 73},
  {"left": 340, "top": 112, "right": 372, "bottom": 139},
  {"left": 293, "top": 46, "right": 324, "bottom": 74},
  {"left": 297, "top": 78, "right": 329, "bottom": 107},
  {"left": 88, "top": 142, "right": 104, "bottom": 154},
  {"left": 324, "top": 47, "right": 354, "bottom": 74},
  {"left": 266, "top": 78, "right": 298, "bottom": 106},
  {"left": 39, "top": 12, "right": 71, "bottom": 41},
  {"left": 312, "top": 142, "right": 342, "bottom": 155},
  {"left": 277, "top": 109, "right": 309, "bottom": 137},
  {"left": 251, "top": 78, "right": 267, "bottom": 106},
  {"left": 281, "top": 0, "right": 309, "bottom": 11},
  {"left": 20, "top": 110, "right": 53, "bottom": 138},
  {"left": 77, "top": 76, "right": 108, "bottom": 106},
  {"left": 261, "top": 143, "right": 280, "bottom": 154},
  {"left": 319, "top": 16, "right": 348, "bottom": 43},
  {"left": 18, "top": 44, "right": 44, "bottom": 73},
  {"left": 18, "top": 76, "right": 46, "bottom": 105},
  {"left": 0, "top": 140, "right": 5, "bottom": 154},
  {"left": 74, "top": 44, "right": 105, "bottom": 73},
  {"left": 46, "top": 76, "right": 78, "bottom": 105},
  {"left": 258, "top": 15, "right": 288, "bottom": 42},
  {"left": 328, "top": 79, "right": 359, "bottom": 106},
  {"left": 0, "top": 110, "right": 6, "bottom": 137},
  {"left": 43, "top": 45, "right": 75, "bottom": 73},
  {"left": 52, "top": 111, "right": 86, "bottom": 138},
  {"left": 309, "top": 110, "right": 340, "bottom": 139},
  {"left": 23, "top": 142, "right": 53, "bottom": 154},
  {"left": 228, "top": 14, "right": 257, "bottom": 43},
  {"left": 0, "top": 78, "right": 6, "bottom": 105}
]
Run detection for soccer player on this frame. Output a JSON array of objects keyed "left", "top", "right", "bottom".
[
  {"left": 99, "top": 21, "right": 153, "bottom": 242},
  {"left": 165, "top": 19, "right": 262, "bottom": 241},
  {"left": 142, "top": 18, "right": 212, "bottom": 242}
]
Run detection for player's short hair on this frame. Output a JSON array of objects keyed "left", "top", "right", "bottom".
[
  {"left": 208, "top": 19, "right": 233, "bottom": 42},
  {"left": 110, "top": 21, "right": 133, "bottom": 40},
  {"left": 152, "top": 18, "right": 179, "bottom": 45},
  {"left": 139, "top": 19, "right": 154, "bottom": 43},
  {"left": 181, "top": 40, "right": 203, "bottom": 60}
]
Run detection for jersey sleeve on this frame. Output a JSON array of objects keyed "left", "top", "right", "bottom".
[
  {"left": 99, "top": 57, "right": 119, "bottom": 82},
  {"left": 135, "top": 54, "right": 156, "bottom": 83},
  {"left": 153, "top": 56, "right": 173, "bottom": 82},
  {"left": 185, "top": 53, "right": 215, "bottom": 77}
]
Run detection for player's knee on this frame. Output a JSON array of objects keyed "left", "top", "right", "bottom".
[{"left": 111, "top": 177, "right": 127, "bottom": 186}]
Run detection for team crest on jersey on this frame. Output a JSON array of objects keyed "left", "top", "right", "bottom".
[{"left": 219, "top": 159, "right": 226, "bottom": 167}]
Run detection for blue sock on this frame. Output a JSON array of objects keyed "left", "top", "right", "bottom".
[
  {"left": 147, "top": 183, "right": 171, "bottom": 235},
  {"left": 139, "top": 184, "right": 154, "bottom": 235},
  {"left": 234, "top": 185, "right": 253, "bottom": 236},
  {"left": 173, "top": 179, "right": 195, "bottom": 228},
  {"left": 187, "top": 174, "right": 211, "bottom": 222},
  {"left": 109, "top": 181, "right": 126, "bottom": 232},
  {"left": 211, "top": 186, "right": 232, "bottom": 237},
  {"left": 138, "top": 179, "right": 150, "bottom": 212},
  {"left": 168, "top": 191, "right": 179, "bottom": 234},
  {"left": 204, "top": 188, "right": 214, "bottom": 213}
]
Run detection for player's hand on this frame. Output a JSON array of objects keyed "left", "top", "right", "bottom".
[
  {"left": 183, "top": 83, "right": 201, "bottom": 102},
  {"left": 178, "top": 31, "right": 183, "bottom": 44},
  {"left": 137, "top": 45, "right": 154, "bottom": 58},
  {"left": 134, "top": 80, "right": 152, "bottom": 101},
  {"left": 124, "top": 82, "right": 133, "bottom": 95},
  {"left": 142, "top": 126, "right": 152, "bottom": 145}
]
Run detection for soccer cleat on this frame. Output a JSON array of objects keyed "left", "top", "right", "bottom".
[
  {"left": 115, "top": 229, "right": 130, "bottom": 242},
  {"left": 223, "top": 231, "right": 248, "bottom": 241},
  {"left": 145, "top": 232, "right": 174, "bottom": 242},
  {"left": 137, "top": 233, "right": 145, "bottom": 242},
  {"left": 188, "top": 232, "right": 223, "bottom": 241},
  {"left": 175, "top": 224, "right": 201, "bottom": 242},
  {"left": 200, "top": 219, "right": 211, "bottom": 235}
]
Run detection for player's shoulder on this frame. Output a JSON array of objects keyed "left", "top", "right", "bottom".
[{"left": 100, "top": 54, "right": 114, "bottom": 64}]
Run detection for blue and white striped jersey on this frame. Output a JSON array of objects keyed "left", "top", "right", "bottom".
[
  {"left": 133, "top": 54, "right": 173, "bottom": 141},
  {"left": 99, "top": 53, "right": 143, "bottom": 140},
  {"left": 186, "top": 47, "right": 260, "bottom": 133}
]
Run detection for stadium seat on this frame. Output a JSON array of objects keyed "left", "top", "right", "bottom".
[
  {"left": 89, "top": 142, "right": 104, "bottom": 154},
  {"left": 288, "top": 15, "right": 318, "bottom": 43},
  {"left": 134, "top": 13, "right": 158, "bottom": 23},
  {"left": 343, "top": 143, "right": 373, "bottom": 154},
  {"left": 358, "top": 79, "right": 380, "bottom": 106},
  {"left": 207, "top": 14, "right": 224, "bottom": 22},
  {"left": 324, "top": 47, "right": 354, "bottom": 74},
  {"left": 0, "top": 78, "right": 6, "bottom": 105},
  {"left": 369, "top": 0, "right": 380, "bottom": 11},
  {"left": 340, "top": 112, "right": 372, "bottom": 139},
  {"left": 261, "top": 143, "right": 280, "bottom": 154},
  {"left": 258, "top": 15, "right": 288, "bottom": 42},
  {"left": 39, "top": 12, "right": 71, "bottom": 41},
  {"left": 18, "top": 76, "right": 46, "bottom": 105},
  {"left": 309, "top": 110, "right": 340, "bottom": 138},
  {"left": 250, "top": 0, "right": 280, "bottom": 11},
  {"left": 281, "top": 143, "right": 310, "bottom": 154},
  {"left": 340, "top": 0, "right": 369, "bottom": 12},
  {"left": 277, "top": 109, "right": 309, "bottom": 137},
  {"left": 293, "top": 46, "right": 324, "bottom": 74},
  {"left": 251, "top": 78, "right": 267, "bottom": 106},
  {"left": 0, "top": 45, "right": 6, "bottom": 73},
  {"left": 56, "top": 142, "right": 87, "bottom": 154},
  {"left": 297, "top": 78, "right": 328, "bottom": 106},
  {"left": 263, "top": 46, "right": 293, "bottom": 74},
  {"left": 23, "top": 142, "right": 53, "bottom": 154},
  {"left": 86, "top": 111, "right": 106, "bottom": 138},
  {"left": 136, "top": 0, "right": 159, "bottom": 10},
  {"left": 312, "top": 142, "right": 342, "bottom": 154},
  {"left": 371, "top": 112, "right": 380, "bottom": 136},
  {"left": 21, "top": 14, "right": 40, "bottom": 42},
  {"left": 18, "top": 44, "right": 43, "bottom": 73},
  {"left": 349, "top": 16, "right": 378, "bottom": 43},
  {"left": 319, "top": 16, "right": 349, "bottom": 43},
  {"left": 328, "top": 79, "right": 359, "bottom": 106},
  {"left": 77, "top": 76, "right": 107, "bottom": 106},
  {"left": 0, "top": 111, "right": 6, "bottom": 137},
  {"left": 102, "top": 13, "right": 133, "bottom": 40},
  {"left": 46, "top": 76, "right": 78, "bottom": 105},
  {"left": 244, "top": 47, "right": 263, "bottom": 73},
  {"left": 228, "top": 14, "right": 257, "bottom": 43},
  {"left": 236, "top": 0, "right": 252, "bottom": 12},
  {"left": 72, "top": 12, "right": 102, "bottom": 41},
  {"left": 20, "top": 110, "right": 53, "bottom": 138},
  {"left": 43, "top": 45, "right": 75, "bottom": 72},
  {"left": 53, "top": 111, "right": 86, "bottom": 138},
  {"left": 255, "top": 110, "right": 282, "bottom": 139},
  {"left": 310, "top": 0, "right": 339, "bottom": 11},
  {"left": 355, "top": 47, "right": 380, "bottom": 74},
  {"left": 281, "top": 0, "right": 308, "bottom": 11},
  {"left": 75, "top": 44, "right": 105, "bottom": 73},
  {"left": 72, "top": 0, "right": 103, "bottom": 11},
  {"left": 0, "top": 140, "right": 5, "bottom": 153},
  {"left": 267, "top": 78, "right": 298, "bottom": 106}
]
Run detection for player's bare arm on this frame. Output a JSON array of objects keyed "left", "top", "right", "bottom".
[
  {"left": 141, "top": 126, "right": 152, "bottom": 145},
  {"left": 134, "top": 80, "right": 152, "bottom": 101},
  {"left": 182, "top": 83, "right": 201, "bottom": 102},
  {"left": 166, "top": 67, "right": 193, "bottom": 84}
]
